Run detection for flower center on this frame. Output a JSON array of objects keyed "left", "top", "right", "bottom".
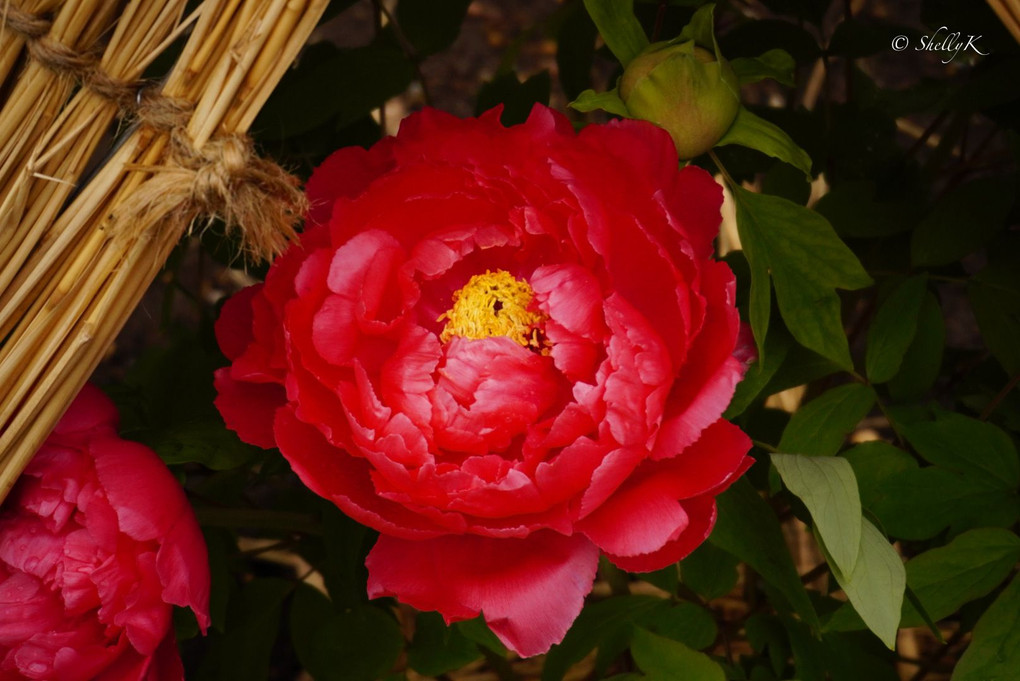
[{"left": 438, "top": 270, "right": 548, "bottom": 352}]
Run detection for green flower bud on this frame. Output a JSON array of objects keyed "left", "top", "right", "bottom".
[{"left": 619, "top": 40, "right": 740, "bottom": 159}]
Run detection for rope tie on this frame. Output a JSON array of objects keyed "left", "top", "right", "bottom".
[
  {"left": 111, "top": 110, "right": 305, "bottom": 263},
  {"left": 5, "top": 3, "right": 155, "bottom": 117},
  {"left": 5, "top": 2, "right": 305, "bottom": 262},
  {"left": 2, "top": 2, "right": 51, "bottom": 40}
]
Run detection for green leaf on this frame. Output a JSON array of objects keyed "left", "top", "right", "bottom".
[
  {"left": 952, "top": 574, "right": 1020, "bottom": 680},
  {"left": 745, "top": 614, "right": 791, "bottom": 678},
  {"left": 395, "top": 0, "right": 472, "bottom": 56},
  {"left": 730, "top": 49, "right": 795, "bottom": 86},
  {"left": 762, "top": 337, "right": 843, "bottom": 396},
  {"left": 711, "top": 478, "right": 819, "bottom": 629},
  {"left": 198, "top": 578, "right": 293, "bottom": 681},
  {"left": 639, "top": 602, "right": 718, "bottom": 651},
  {"left": 476, "top": 70, "right": 552, "bottom": 125},
  {"left": 569, "top": 87, "right": 631, "bottom": 117},
  {"left": 969, "top": 235, "right": 1020, "bottom": 375},
  {"left": 408, "top": 612, "right": 480, "bottom": 677},
  {"left": 201, "top": 528, "right": 235, "bottom": 633},
  {"left": 761, "top": 160, "right": 811, "bottom": 205},
  {"left": 717, "top": 107, "right": 813, "bottom": 178},
  {"left": 676, "top": 4, "right": 720, "bottom": 54},
  {"left": 543, "top": 596, "right": 667, "bottom": 681},
  {"left": 641, "top": 565, "right": 678, "bottom": 597},
  {"left": 582, "top": 0, "right": 648, "bottom": 66},
  {"left": 843, "top": 441, "right": 916, "bottom": 493},
  {"left": 772, "top": 454, "right": 862, "bottom": 577},
  {"left": 257, "top": 41, "right": 414, "bottom": 139},
  {"left": 823, "top": 629, "right": 903, "bottom": 681},
  {"left": 825, "top": 519, "right": 905, "bottom": 649},
  {"left": 778, "top": 383, "right": 876, "bottom": 456},
  {"left": 866, "top": 274, "right": 929, "bottom": 383},
  {"left": 149, "top": 418, "right": 260, "bottom": 470},
  {"left": 898, "top": 413, "right": 1020, "bottom": 491},
  {"left": 680, "top": 539, "right": 741, "bottom": 601},
  {"left": 724, "top": 325, "right": 791, "bottom": 418},
  {"left": 903, "top": 528, "right": 1020, "bottom": 627},
  {"left": 846, "top": 442, "right": 1018, "bottom": 541},
  {"left": 780, "top": 615, "right": 827, "bottom": 681},
  {"left": 813, "top": 180, "right": 918, "bottom": 239},
  {"left": 911, "top": 176, "right": 1015, "bottom": 267},
  {"left": 630, "top": 627, "right": 726, "bottom": 681},
  {"left": 456, "top": 616, "right": 507, "bottom": 655},
  {"left": 733, "top": 186, "right": 873, "bottom": 369},
  {"left": 556, "top": 2, "right": 598, "bottom": 100},
  {"left": 292, "top": 590, "right": 403, "bottom": 681},
  {"left": 887, "top": 292, "right": 945, "bottom": 400},
  {"left": 290, "top": 585, "right": 339, "bottom": 681}
]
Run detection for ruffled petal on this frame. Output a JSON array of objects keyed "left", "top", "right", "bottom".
[
  {"left": 274, "top": 406, "right": 456, "bottom": 538},
  {"left": 365, "top": 531, "right": 599, "bottom": 657}
]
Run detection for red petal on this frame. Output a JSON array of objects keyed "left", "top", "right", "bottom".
[
  {"left": 91, "top": 438, "right": 211, "bottom": 631},
  {"left": 577, "top": 420, "right": 750, "bottom": 557},
  {"left": 365, "top": 531, "right": 599, "bottom": 657},
  {"left": 274, "top": 406, "right": 456, "bottom": 538},
  {"left": 304, "top": 142, "right": 396, "bottom": 228},
  {"left": 605, "top": 496, "right": 718, "bottom": 572},
  {"left": 651, "top": 419, "right": 752, "bottom": 499},
  {"left": 51, "top": 384, "right": 118, "bottom": 437},
  {"left": 214, "top": 285, "right": 261, "bottom": 362},
  {"left": 653, "top": 260, "right": 744, "bottom": 458},
  {"left": 213, "top": 368, "right": 286, "bottom": 449},
  {"left": 666, "top": 164, "right": 726, "bottom": 259},
  {"left": 575, "top": 474, "right": 690, "bottom": 558}
]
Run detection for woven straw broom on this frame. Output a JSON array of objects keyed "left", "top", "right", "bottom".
[{"left": 0, "top": 0, "right": 330, "bottom": 502}]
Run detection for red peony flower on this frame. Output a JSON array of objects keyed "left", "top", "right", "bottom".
[
  {"left": 214, "top": 105, "right": 752, "bottom": 657},
  {"left": 0, "top": 385, "right": 210, "bottom": 680}
]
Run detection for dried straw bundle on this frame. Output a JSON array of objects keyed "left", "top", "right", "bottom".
[
  {"left": 987, "top": 0, "right": 1020, "bottom": 43},
  {"left": 0, "top": 0, "right": 330, "bottom": 501}
]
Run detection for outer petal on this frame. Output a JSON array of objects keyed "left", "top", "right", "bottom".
[
  {"left": 214, "top": 285, "right": 261, "bottom": 362},
  {"left": 51, "top": 384, "right": 118, "bottom": 437},
  {"left": 652, "top": 260, "right": 745, "bottom": 458},
  {"left": 575, "top": 473, "right": 690, "bottom": 558},
  {"left": 213, "top": 368, "right": 285, "bottom": 449},
  {"left": 91, "top": 438, "right": 211, "bottom": 631},
  {"left": 274, "top": 406, "right": 456, "bottom": 538},
  {"left": 365, "top": 531, "right": 599, "bottom": 657},
  {"left": 577, "top": 420, "right": 750, "bottom": 557},
  {"left": 304, "top": 141, "right": 396, "bottom": 228},
  {"left": 604, "top": 496, "right": 717, "bottom": 573}
]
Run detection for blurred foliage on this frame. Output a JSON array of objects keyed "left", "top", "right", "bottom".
[{"left": 110, "top": 0, "right": 1020, "bottom": 678}]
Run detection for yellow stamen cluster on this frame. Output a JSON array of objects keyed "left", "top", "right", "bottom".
[{"left": 438, "top": 270, "right": 548, "bottom": 352}]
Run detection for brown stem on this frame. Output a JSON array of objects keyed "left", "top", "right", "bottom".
[
  {"left": 908, "top": 627, "right": 966, "bottom": 681},
  {"left": 980, "top": 369, "right": 1020, "bottom": 421},
  {"left": 651, "top": 0, "right": 667, "bottom": 43},
  {"left": 800, "top": 561, "right": 829, "bottom": 585}
]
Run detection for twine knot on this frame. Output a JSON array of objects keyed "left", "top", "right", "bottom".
[
  {"left": 116, "top": 127, "right": 305, "bottom": 263},
  {"left": 2, "top": 3, "right": 51, "bottom": 40}
]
